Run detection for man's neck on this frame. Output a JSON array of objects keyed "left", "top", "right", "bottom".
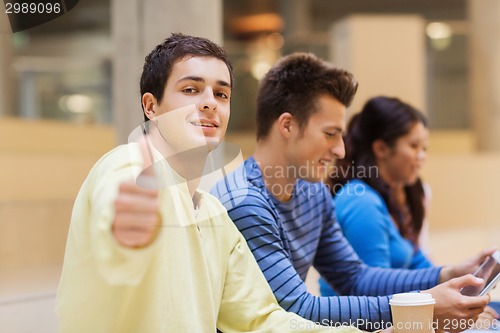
[
  {"left": 150, "top": 132, "right": 209, "bottom": 198},
  {"left": 253, "top": 141, "right": 296, "bottom": 202},
  {"left": 166, "top": 149, "right": 208, "bottom": 198}
]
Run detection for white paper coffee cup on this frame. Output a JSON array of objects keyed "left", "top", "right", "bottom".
[{"left": 389, "top": 293, "right": 435, "bottom": 333}]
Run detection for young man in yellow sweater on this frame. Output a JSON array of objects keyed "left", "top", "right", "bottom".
[{"left": 56, "top": 33, "right": 389, "bottom": 333}]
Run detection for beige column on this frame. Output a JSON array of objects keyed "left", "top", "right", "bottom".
[
  {"left": 0, "top": 10, "right": 13, "bottom": 117},
  {"left": 468, "top": 0, "right": 500, "bottom": 152},
  {"left": 279, "top": 0, "right": 311, "bottom": 51},
  {"left": 111, "top": 0, "right": 222, "bottom": 144},
  {"left": 330, "top": 15, "right": 426, "bottom": 115}
]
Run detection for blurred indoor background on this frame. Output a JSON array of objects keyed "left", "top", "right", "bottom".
[{"left": 1, "top": 0, "right": 499, "bottom": 331}]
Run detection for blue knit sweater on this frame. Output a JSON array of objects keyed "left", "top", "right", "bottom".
[{"left": 211, "top": 157, "right": 441, "bottom": 329}]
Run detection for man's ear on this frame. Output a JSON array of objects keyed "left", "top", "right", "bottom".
[
  {"left": 142, "top": 93, "right": 157, "bottom": 120},
  {"left": 372, "top": 139, "right": 390, "bottom": 160},
  {"left": 277, "top": 112, "right": 295, "bottom": 138}
]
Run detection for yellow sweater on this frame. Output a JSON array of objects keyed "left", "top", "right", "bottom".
[{"left": 56, "top": 144, "right": 362, "bottom": 333}]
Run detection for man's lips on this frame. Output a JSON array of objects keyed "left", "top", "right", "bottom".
[
  {"left": 318, "top": 158, "right": 333, "bottom": 167},
  {"left": 190, "top": 119, "right": 219, "bottom": 128}
]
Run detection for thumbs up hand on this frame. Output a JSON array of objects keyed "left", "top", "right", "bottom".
[{"left": 112, "top": 136, "right": 161, "bottom": 248}]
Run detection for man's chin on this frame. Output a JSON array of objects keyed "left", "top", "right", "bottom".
[
  {"left": 204, "top": 138, "right": 222, "bottom": 151},
  {"left": 184, "top": 134, "right": 219, "bottom": 149}
]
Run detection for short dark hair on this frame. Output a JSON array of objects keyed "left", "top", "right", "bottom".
[
  {"left": 256, "top": 52, "right": 358, "bottom": 140},
  {"left": 140, "top": 33, "right": 234, "bottom": 121}
]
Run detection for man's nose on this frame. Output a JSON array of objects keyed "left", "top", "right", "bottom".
[
  {"left": 200, "top": 90, "right": 217, "bottom": 111},
  {"left": 331, "top": 139, "right": 345, "bottom": 160}
]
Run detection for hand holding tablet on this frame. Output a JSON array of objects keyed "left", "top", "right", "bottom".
[{"left": 461, "top": 250, "right": 500, "bottom": 297}]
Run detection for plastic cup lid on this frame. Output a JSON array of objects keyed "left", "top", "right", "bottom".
[{"left": 389, "top": 293, "right": 436, "bottom": 306}]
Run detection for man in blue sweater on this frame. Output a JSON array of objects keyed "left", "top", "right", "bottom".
[{"left": 211, "top": 53, "right": 492, "bottom": 332}]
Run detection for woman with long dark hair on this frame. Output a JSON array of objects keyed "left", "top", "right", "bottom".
[
  {"left": 318, "top": 96, "right": 499, "bottom": 327},
  {"left": 323, "top": 96, "right": 431, "bottom": 280}
]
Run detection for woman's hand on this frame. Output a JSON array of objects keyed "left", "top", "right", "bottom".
[
  {"left": 439, "top": 247, "right": 497, "bottom": 282},
  {"left": 473, "top": 305, "right": 500, "bottom": 329}
]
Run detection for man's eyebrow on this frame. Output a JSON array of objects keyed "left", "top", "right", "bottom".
[
  {"left": 177, "top": 76, "right": 231, "bottom": 88},
  {"left": 217, "top": 80, "right": 231, "bottom": 88},
  {"left": 325, "top": 126, "right": 344, "bottom": 133}
]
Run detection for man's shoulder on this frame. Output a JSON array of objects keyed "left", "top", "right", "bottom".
[
  {"left": 294, "top": 179, "right": 331, "bottom": 208},
  {"left": 79, "top": 145, "right": 136, "bottom": 185},
  {"left": 211, "top": 159, "right": 273, "bottom": 213},
  {"left": 89, "top": 144, "right": 139, "bottom": 173}
]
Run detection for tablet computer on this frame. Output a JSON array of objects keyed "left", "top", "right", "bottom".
[{"left": 461, "top": 250, "right": 500, "bottom": 297}]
